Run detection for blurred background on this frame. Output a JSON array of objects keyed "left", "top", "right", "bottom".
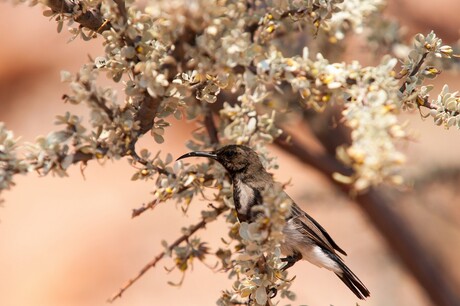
[{"left": 0, "top": 1, "right": 459, "bottom": 305}]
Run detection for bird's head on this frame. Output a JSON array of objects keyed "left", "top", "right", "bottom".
[{"left": 177, "top": 145, "right": 262, "bottom": 173}]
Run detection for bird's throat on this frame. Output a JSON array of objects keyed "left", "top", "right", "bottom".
[{"left": 233, "top": 179, "right": 261, "bottom": 222}]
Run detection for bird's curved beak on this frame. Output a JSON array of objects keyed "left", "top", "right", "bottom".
[{"left": 176, "top": 151, "right": 217, "bottom": 161}]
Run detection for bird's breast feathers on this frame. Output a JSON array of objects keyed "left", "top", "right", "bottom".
[{"left": 234, "top": 180, "right": 255, "bottom": 217}]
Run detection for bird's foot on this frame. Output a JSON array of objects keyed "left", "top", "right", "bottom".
[
  {"left": 268, "top": 287, "right": 277, "bottom": 298},
  {"left": 280, "top": 253, "right": 302, "bottom": 271},
  {"left": 249, "top": 287, "right": 277, "bottom": 303}
]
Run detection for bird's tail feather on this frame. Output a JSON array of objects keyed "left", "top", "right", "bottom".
[{"left": 335, "top": 260, "right": 370, "bottom": 300}]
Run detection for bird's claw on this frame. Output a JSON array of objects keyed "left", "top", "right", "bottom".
[
  {"left": 281, "top": 253, "right": 302, "bottom": 271},
  {"left": 268, "top": 287, "right": 278, "bottom": 298}
]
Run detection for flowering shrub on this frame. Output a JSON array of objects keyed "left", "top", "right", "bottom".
[{"left": 1, "top": 0, "right": 459, "bottom": 305}]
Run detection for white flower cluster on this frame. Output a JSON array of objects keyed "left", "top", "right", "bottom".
[
  {"left": 219, "top": 101, "right": 282, "bottom": 147},
  {"left": 218, "top": 183, "right": 295, "bottom": 306},
  {"left": 60, "top": 65, "right": 143, "bottom": 159},
  {"left": 329, "top": 0, "right": 384, "bottom": 40},
  {"left": 338, "top": 57, "right": 406, "bottom": 190},
  {"left": 399, "top": 32, "right": 455, "bottom": 109},
  {"left": 0, "top": 124, "right": 29, "bottom": 196},
  {"left": 256, "top": 47, "right": 406, "bottom": 189},
  {"left": 391, "top": 31, "right": 460, "bottom": 131},
  {"left": 429, "top": 85, "right": 460, "bottom": 129}
]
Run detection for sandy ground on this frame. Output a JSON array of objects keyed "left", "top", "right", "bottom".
[{"left": 1, "top": 1, "right": 459, "bottom": 306}]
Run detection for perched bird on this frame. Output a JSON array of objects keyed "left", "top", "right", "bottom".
[{"left": 177, "top": 145, "right": 370, "bottom": 300}]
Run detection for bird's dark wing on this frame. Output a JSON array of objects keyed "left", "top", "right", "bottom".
[{"left": 290, "top": 202, "right": 347, "bottom": 256}]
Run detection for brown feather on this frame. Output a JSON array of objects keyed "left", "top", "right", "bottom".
[{"left": 290, "top": 202, "right": 347, "bottom": 256}]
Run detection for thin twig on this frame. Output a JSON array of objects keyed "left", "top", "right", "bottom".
[
  {"left": 396, "top": 51, "right": 442, "bottom": 113},
  {"left": 108, "top": 204, "right": 229, "bottom": 303},
  {"left": 399, "top": 52, "right": 428, "bottom": 93},
  {"left": 113, "top": 0, "right": 128, "bottom": 25},
  {"left": 204, "top": 107, "right": 220, "bottom": 146},
  {"left": 131, "top": 173, "right": 215, "bottom": 218},
  {"left": 80, "top": 80, "right": 115, "bottom": 120},
  {"left": 131, "top": 199, "right": 157, "bottom": 218},
  {"left": 45, "top": 0, "right": 111, "bottom": 32},
  {"left": 129, "top": 150, "right": 173, "bottom": 177}
]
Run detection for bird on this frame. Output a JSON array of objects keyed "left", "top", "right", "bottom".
[{"left": 177, "top": 144, "right": 370, "bottom": 300}]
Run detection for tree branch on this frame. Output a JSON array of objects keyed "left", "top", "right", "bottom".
[
  {"left": 113, "top": 0, "right": 128, "bottom": 25},
  {"left": 44, "top": 0, "right": 111, "bottom": 33},
  {"left": 131, "top": 199, "right": 157, "bottom": 218},
  {"left": 399, "top": 52, "right": 429, "bottom": 93},
  {"left": 204, "top": 106, "right": 220, "bottom": 146},
  {"left": 108, "top": 204, "right": 229, "bottom": 303}
]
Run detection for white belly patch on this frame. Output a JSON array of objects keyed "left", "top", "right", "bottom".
[
  {"left": 281, "top": 219, "right": 340, "bottom": 273},
  {"left": 235, "top": 180, "right": 254, "bottom": 216}
]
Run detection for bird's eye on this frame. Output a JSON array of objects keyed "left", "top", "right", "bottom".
[{"left": 224, "top": 150, "right": 235, "bottom": 158}]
